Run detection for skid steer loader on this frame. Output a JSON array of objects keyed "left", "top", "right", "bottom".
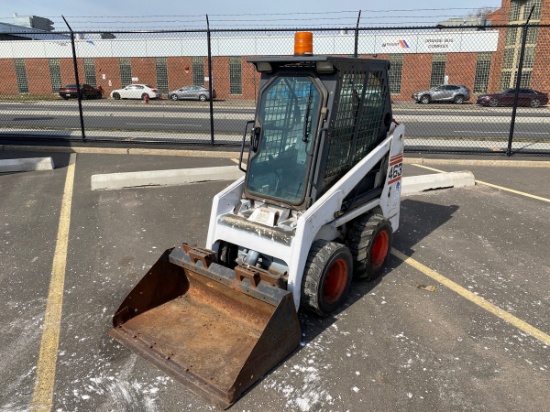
[{"left": 110, "top": 33, "right": 405, "bottom": 409}]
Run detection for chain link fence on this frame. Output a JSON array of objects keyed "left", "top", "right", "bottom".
[{"left": 0, "top": 24, "right": 549, "bottom": 154}]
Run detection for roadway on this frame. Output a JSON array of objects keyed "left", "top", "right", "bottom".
[{"left": 0, "top": 100, "right": 549, "bottom": 141}]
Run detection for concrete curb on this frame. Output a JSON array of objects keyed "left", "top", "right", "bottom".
[
  {"left": 0, "top": 157, "right": 54, "bottom": 172},
  {"left": 401, "top": 171, "right": 476, "bottom": 195},
  {"left": 91, "top": 165, "right": 244, "bottom": 191},
  {"left": 2, "top": 145, "right": 549, "bottom": 167},
  {"left": 1, "top": 145, "right": 240, "bottom": 159}
]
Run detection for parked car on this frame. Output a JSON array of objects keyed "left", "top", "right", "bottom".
[
  {"left": 110, "top": 84, "right": 162, "bottom": 100},
  {"left": 59, "top": 84, "right": 102, "bottom": 100},
  {"left": 168, "top": 85, "right": 216, "bottom": 101},
  {"left": 412, "top": 84, "right": 471, "bottom": 104},
  {"left": 476, "top": 88, "right": 549, "bottom": 108}
]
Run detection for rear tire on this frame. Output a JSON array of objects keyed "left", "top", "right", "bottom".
[
  {"left": 346, "top": 213, "right": 392, "bottom": 281},
  {"left": 112, "top": 92, "right": 120, "bottom": 100},
  {"left": 420, "top": 95, "right": 430, "bottom": 104},
  {"left": 453, "top": 95, "right": 464, "bottom": 104},
  {"left": 301, "top": 241, "right": 353, "bottom": 317},
  {"left": 199, "top": 94, "right": 207, "bottom": 102},
  {"left": 530, "top": 99, "right": 540, "bottom": 108},
  {"left": 141, "top": 93, "right": 150, "bottom": 100}
]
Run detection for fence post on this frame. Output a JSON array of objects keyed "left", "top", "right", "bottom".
[
  {"left": 206, "top": 15, "right": 215, "bottom": 145},
  {"left": 354, "top": 10, "right": 362, "bottom": 58},
  {"left": 507, "top": 7, "right": 535, "bottom": 157},
  {"left": 62, "top": 16, "right": 86, "bottom": 141}
]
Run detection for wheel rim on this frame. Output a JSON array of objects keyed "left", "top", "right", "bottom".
[
  {"left": 531, "top": 99, "right": 540, "bottom": 107},
  {"left": 371, "top": 230, "right": 390, "bottom": 269},
  {"left": 322, "top": 258, "right": 348, "bottom": 305}
]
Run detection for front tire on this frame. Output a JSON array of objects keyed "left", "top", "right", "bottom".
[
  {"left": 346, "top": 213, "right": 392, "bottom": 281},
  {"left": 489, "top": 98, "right": 499, "bottom": 107},
  {"left": 301, "top": 241, "right": 353, "bottom": 317},
  {"left": 112, "top": 92, "right": 120, "bottom": 100},
  {"left": 170, "top": 94, "right": 178, "bottom": 101},
  {"left": 420, "top": 95, "right": 430, "bottom": 104}
]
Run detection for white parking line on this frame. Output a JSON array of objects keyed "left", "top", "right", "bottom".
[
  {"left": 128, "top": 122, "right": 202, "bottom": 127},
  {"left": 454, "top": 130, "right": 550, "bottom": 135}
]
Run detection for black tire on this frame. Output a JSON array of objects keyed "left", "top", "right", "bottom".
[
  {"left": 530, "top": 99, "right": 540, "bottom": 108},
  {"left": 301, "top": 240, "right": 353, "bottom": 317},
  {"left": 81, "top": 93, "right": 87, "bottom": 100},
  {"left": 62, "top": 96, "right": 69, "bottom": 100},
  {"left": 453, "top": 95, "right": 464, "bottom": 104},
  {"left": 170, "top": 94, "right": 178, "bottom": 101},
  {"left": 198, "top": 94, "right": 207, "bottom": 102},
  {"left": 489, "top": 98, "right": 499, "bottom": 107},
  {"left": 346, "top": 213, "right": 392, "bottom": 281},
  {"left": 141, "top": 93, "right": 150, "bottom": 100},
  {"left": 420, "top": 95, "right": 430, "bottom": 104},
  {"left": 112, "top": 92, "right": 120, "bottom": 100}
]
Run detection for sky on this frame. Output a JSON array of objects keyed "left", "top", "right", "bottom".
[{"left": 0, "top": 0, "right": 504, "bottom": 31}]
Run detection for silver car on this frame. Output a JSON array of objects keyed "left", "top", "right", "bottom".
[
  {"left": 412, "top": 84, "right": 471, "bottom": 104},
  {"left": 168, "top": 85, "right": 216, "bottom": 101}
]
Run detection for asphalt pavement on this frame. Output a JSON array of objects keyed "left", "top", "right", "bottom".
[{"left": 1, "top": 148, "right": 549, "bottom": 412}]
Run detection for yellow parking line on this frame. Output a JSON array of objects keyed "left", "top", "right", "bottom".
[
  {"left": 410, "top": 163, "right": 550, "bottom": 203},
  {"left": 391, "top": 248, "right": 550, "bottom": 347},
  {"left": 31, "top": 154, "right": 76, "bottom": 412}
]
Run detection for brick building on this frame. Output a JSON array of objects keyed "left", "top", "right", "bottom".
[{"left": 0, "top": 0, "right": 548, "bottom": 102}]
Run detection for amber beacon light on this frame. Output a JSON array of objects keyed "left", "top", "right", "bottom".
[{"left": 294, "top": 32, "right": 313, "bottom": 55}]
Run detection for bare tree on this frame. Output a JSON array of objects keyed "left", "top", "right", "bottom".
[{"left": 467, "top": 7, "right": 499, "bottom": 18}]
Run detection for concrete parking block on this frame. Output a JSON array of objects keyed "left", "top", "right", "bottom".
[
  {"left": 0, "top": 157, "right": 54, "bottom": 172},
  {"left": 401, "top": 171, "right": 475, "bottom": 195},
  {"left": 91, "top": 165, "right": 244, "bottom": 190}
]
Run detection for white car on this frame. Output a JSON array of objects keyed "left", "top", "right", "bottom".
[{"left": 110, "top": 84, "right": 162, "bottom": 100}]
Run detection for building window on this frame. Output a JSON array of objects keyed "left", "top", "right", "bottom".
[
  {"left": 14, "top": 59, "right": 29, "bottom": 94},
  {"left": 84, "top": 58, "right": 96, "bottom": 87},
  {"left": 509, "top": 1, "right": 521, "bottom": 21},
  {"left": 156, "top": 57, "right": 168, "bottom": 94},
  {"left": 523, "top": 46, "right": 536, "bottom": 69},
  {"left": 499, "top": 72, "right": 512, "bottom": 91},
  {"left": 473, "top": 53, "right": 492, "bottom": 93},
  {"left": 48, "top": 58, "right": 62, "bottom": 93},
  {"left": 192, "top": 57, "right": 204, "bottom": 86},
  {"left": 229, "top": 57, "right": 242, "bottom": 95},
  {"left": 119, "top": 58, "right": 132, "bottom": 87},
  {"left": 501, "top": 2, "right": 540, "bottom": 90},
  {"left": 505, "top": 26, "right": 518, "bottom": 46},
  {"left": 429, "top": 54, "right": 446, "bottom": 88},
  {"left": 388, "top": 54, "right": 403, "bottom": 94},
  {"left": 503, "top": 49, "right": 515, "bottom": 69}
]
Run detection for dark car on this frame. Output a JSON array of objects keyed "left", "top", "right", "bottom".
[
  {"left": 168, "top": 85, "right": 216, "bottom": 101},
  {"left": 59, "top": 84, "right": 102, "bottom": 100},
  {"left": 412, "top": 84, "right": 471, "bottom": 104},
  {"left": 477, "top": 88, "right": 549, "bottom": 108}
]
